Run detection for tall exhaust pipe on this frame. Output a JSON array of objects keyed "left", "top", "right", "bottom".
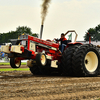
[{"left": 40, "top": 25, "right": 44, "bottom": 39}]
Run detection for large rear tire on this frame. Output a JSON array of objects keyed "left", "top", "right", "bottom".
[
  {"left": 61, "top": 45, "right": 79, "bottom": 76},
  {"left": 72, "top": 44, "right": 100, "bottom": 77}
]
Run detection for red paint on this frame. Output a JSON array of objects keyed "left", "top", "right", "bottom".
[
  {"left": 29, "top": 50, "right": 35, "bottom": 55},
  {"left": 89, "top": 36, "right": 91, "bottom": 44},
  {"left": 87, "top": 33, "right": 91, "bottom": 44},
  {"left": 16, "top": 34, "right": 84, "bottom": 63},
  {"left": 49, "top": 49, "right": 55, "bottom": 54},
  {"left": 21, "top": 47, "right": 24, "bottom": 52},
  {"left": 68, "top": 42, "right": 83, "bottom": 45},
  {"left": 28, "top": 35, "right": 59, "bottom": 48}
]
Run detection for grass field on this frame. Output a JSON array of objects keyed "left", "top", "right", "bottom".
[
  {"left": 0, "top": 68, "right": 29, "bottom": 71},
  {"left": 0, "top": 62, "right": 26, "bottom": 65},
  {"left": 0, "top": 62, "right": 29, "bottom": 71}
]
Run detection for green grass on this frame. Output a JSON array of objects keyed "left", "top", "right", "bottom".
[
  {"left": 0, "top": 62, "right": 26, "bottom": 65},
  {"left": 0, "top": 68, "right": 29, "bottom": 72},
  {"left": 0, "top": 62, "right": 28, "bottom": 71}
]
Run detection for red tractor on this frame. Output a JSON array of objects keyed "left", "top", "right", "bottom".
[{"left": 1, "top": 30, "right": 100, "bottom": 76}]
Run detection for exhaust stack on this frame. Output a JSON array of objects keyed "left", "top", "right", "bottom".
[{"left": 40, "top": 25, "right": 44, "bottom": 39}]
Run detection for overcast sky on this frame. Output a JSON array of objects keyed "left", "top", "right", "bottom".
[{"left": 0, "top": 0, "right": 100, "bottom": 41}]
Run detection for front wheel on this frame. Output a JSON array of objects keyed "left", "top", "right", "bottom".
[
  {"left": 29, "top": 59, "right": 52, "bottom": 75},
  {"left": 29, "top": 64, "right": 52, "bottom": 75},
  {"left": 29, "top": 64, "right": 43, "bottom": 75},
  {"left": 10, "top": 58, "right": 21, "bottom": 68},
  {"left": 36, "top": 53, "right": 47, "bottom": 66}
]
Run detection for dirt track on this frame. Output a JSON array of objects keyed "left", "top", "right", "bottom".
[{"left": 0, "top": 65, "right": 100, "bottom": 100}]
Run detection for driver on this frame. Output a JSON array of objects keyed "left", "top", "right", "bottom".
[{"left": 55, "top": 33, "right": 67, "bottom": 53}]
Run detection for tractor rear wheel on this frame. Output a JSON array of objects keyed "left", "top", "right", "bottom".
[
  {"left": 72, "top": 44, "right": 100, "bottom": 76},
  {"left": 61, "top": 45, "right": 79, "bottom": 76},
  {"left": 10, "top": 57, "right": 21, "bottom": 68}
]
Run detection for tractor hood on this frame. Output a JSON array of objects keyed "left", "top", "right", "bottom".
[{"left": 20, "top": 34, "right": 59, "bottom": 49}]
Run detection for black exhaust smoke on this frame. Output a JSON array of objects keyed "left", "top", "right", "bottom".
[
  {"left": 40, "top": 25, "right": 44, "bottom": 39},
  {"left": 40, "top": 0, "right": 51, "bottom": 39}
]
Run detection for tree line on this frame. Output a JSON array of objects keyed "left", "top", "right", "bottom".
[
  {"left": 84, "top": 24, "right": 100, "bottom": 41},
  {"left": 1, "top": 24, "right": 100, "bottom": 44},
  {"left": 0, "top": 26, "right": 38, "bottom": 44}
]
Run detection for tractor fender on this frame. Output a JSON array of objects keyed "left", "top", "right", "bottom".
[
  {"left": 64, "top": 42, "right": 82, "bottom": 50},
  {"left": 68, "top": 42, "right": 83, "bottom": 45}
]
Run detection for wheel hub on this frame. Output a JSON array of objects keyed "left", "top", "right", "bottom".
[
  {"left": 84, "top": 51, "right": 98, "bottom": 72},
  {"left": 15, "top": 58, "right": 21, "bottom": 67},
  {"left": 85, "top": 59, "right": 89, "bottom": 64},
  {"left": 41, "top": 55, "right": 46, "bottom": 65}
]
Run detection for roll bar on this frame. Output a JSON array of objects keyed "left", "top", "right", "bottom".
[{"left": 64, "top": 30, "right": 78, "bottom": 42}]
